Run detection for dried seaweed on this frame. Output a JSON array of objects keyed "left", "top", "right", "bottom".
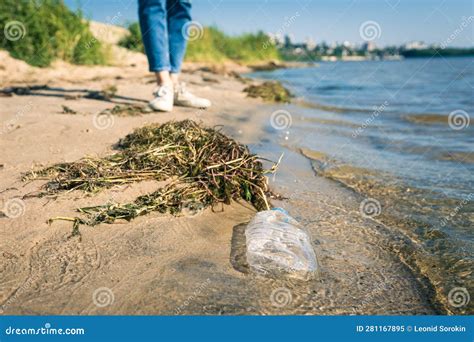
[
  {"left": 25, "top": 120, "right": 277, "bottom": 228},
  {"left": 243, "top": 81, "right": 292, "bottom": 102}
]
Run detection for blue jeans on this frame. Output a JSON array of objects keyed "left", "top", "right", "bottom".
[{"left": 138, "top": 0, "right": 192, "bottom": 73}]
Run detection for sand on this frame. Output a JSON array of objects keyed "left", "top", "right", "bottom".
[{"left": 0, "top": 38, "right": 437, "bottom": 315}]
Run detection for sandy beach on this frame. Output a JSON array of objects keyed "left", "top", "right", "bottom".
[{"left": 0, "top": 34, "right": 442, "bottom": 315}]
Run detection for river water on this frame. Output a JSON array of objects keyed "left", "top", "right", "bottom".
[{"left": 250, "top": 57, "right": 473, "bottom": 313}]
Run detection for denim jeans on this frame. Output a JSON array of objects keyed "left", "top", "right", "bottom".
[{"left": 138, "top": 0, "right": 192, "bottom": 73}]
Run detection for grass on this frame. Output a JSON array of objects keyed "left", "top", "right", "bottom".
[
  {"left": 0, "top": 0, "right": 107, "bottom": 67},
  {"left": 116, "top": 22, "right": 144, "bottom": 53},
  {"left": 119, "top": 24, "right": 281, "bottom": 64},
  {"left": 24, "top": 120, "right": 278, "bottom": 230},
  {"left": 186, "top": 27, "right": 281, "bottom": 63}
]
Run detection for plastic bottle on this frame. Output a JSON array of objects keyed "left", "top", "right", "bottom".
[{"left": 245, "top": 208, "right": 318, "bottom": 281}]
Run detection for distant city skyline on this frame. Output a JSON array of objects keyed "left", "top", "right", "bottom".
[{"left": 65, "top": 0, "right": 473, "bottom": 47}]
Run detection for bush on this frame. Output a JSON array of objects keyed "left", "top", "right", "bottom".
[
  {"left": 0, "top": 0, "right": 106, "bottom": 67},
  {"left": 118, "top": 23, "right": 280, "bottom": 63},
  {"left": 117, "top": 22, "right": 144, "bottom": 53}
]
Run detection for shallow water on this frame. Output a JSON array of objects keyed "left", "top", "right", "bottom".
[{"left": 250, "top": 57, "right": 473, "bottom": 314}]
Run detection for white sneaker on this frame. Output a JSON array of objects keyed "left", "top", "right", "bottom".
[
  {"left": 149, "top": 85, "right": 174, "bottom": 112},
  {"left": 174, "top": 83, "right": 211, "bottom": 109}
]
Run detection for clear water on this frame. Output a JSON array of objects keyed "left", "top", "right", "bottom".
[
  {"left": 250, "top": 58, "right": 474, "bottom": 312},
  {"left": 254, "top": 58, "right": 474, "bottom": 199}
]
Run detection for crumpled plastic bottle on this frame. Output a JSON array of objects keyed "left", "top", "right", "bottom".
[{"left": 245, "top": 208, "right": 318, "bottom": 281}]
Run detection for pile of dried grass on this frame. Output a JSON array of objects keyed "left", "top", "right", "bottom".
[
  {"left": 243, "top": 81, "right": 292, "bottom": 102},
  {"left": 25, "top": 120, "right": 277, "bottom": 230}
]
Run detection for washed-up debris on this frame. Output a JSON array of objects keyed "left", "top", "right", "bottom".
[
  {"left": 229, "top": 71, "right": 253, "bottom": 84},
  {"left": 243, "top": 81, "right": 292, "bottom": 102},
  {"left": 202, "top": 76, "right": 220, "bottom": 84},
  {"left": 102, "top": 104, "right": 152, "bottom": 116},
  {"left": 24, "top": 120, "right": 278, "bottom": 230},
  {"left": 61, "top": 105, "right": 77, "bottom": 114},
  {"left": 0, "top": 84, "right": 146, "bottom": 105},
  {"left": 248, "top": 61, "right": 286, "bottom": 72}
]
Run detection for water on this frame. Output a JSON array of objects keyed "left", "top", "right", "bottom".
[{"left": 251, "top": 57, "right": 473, "bottom": 313}]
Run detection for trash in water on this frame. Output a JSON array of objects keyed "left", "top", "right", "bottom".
[{"left": 245, "top": 208, "right": 318, "bottom": 281}]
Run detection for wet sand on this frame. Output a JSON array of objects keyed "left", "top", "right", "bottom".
[{"left": 0, "top": 40, "right": 437, "bottom": 315}]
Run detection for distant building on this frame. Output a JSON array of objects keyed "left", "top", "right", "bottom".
[
  {"left": 293, "top": 47, "right": 304, "bottom": 55},
  {"left": 342, "top": 40, "right": 353, "bottom": 48},
  {"left": 304, "top": 37, "right": 316, "bottom": 50},
  {"left": 404, "top": 41, "right": 427, "bottom": 50},
  {"left": 279, "top": 36, "right": 405, "bottom": 61},
  {"left": 362, "top": 41, "right": 376, "bottom": 52},
  {"left": 267, "top": 32, "right": 285, "bottom": 47}
]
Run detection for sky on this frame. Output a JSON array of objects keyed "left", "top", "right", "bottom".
[{"left": 64, "top": 0, "right": 474, "bottom": 47}]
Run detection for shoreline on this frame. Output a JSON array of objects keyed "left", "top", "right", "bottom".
[
  {"left": 0, "top": 53, "right": 439, "bottom": 315},
  {"left": 248, "top": 61, "right": 473, "bottom": 315}
]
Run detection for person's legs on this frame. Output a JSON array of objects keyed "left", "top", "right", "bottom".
[
  {"left": 138, "top": 0, "right": 175, "bottom": 110},
  {"left": 170, "top": 72, "right": 180, "bottom": 85},
  {"left": 156, "top": 70, "right": 172, "bottom": 86},
  {"left": 138, "top": 0, "right": 172, "bottom": 86},
  {"left": 166, "top": 0, "right": 211, "bottom": 109},
  {"left": 139, "top": 0, "right": 210, "bottom": 110},
  {"left": 166, "top": 0, "right": 192, "bottom": 82}
]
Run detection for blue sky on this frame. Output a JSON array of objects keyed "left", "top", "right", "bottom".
[{"left": 65, "top": 0, "right": 473, "bottom": 47}]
